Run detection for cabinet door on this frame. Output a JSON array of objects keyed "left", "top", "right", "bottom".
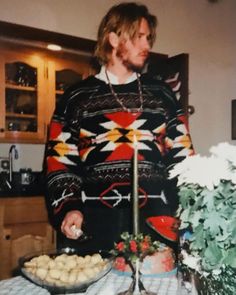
[
  {"left": 146, "top": 53, "right": 189, "bottom": 116},
  {"left": 46, "top": 57, "right": 94, "bottom": 125},
  {"left": 0, "top": 52, "right": 46, "bottom": 143},
  {"left": 0, "top": 197, "right": 56, "bottom": 279}
]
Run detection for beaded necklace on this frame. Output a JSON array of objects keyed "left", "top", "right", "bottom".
[{"left": 105, "top": 69, "right": 143, "bottom": 113}]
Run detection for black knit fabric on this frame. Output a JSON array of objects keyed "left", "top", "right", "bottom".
[{"left": 44, "top": 74, "right": 194, "bottom": 251}]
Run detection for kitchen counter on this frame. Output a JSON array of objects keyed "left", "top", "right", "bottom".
[
  {"left": 0, "top": 189, "right": 44, "bottom": 197},
  {"left": 0, "top": 171, "right": 44, "bottom": 197}
]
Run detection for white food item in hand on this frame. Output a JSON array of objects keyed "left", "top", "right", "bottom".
[{"left": 70, "top": 224, "right": 83, "bottom": 238}]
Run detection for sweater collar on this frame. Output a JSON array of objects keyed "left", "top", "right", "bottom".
[{"left": 95, "top": 66, "right": 137, "bottom": 85}]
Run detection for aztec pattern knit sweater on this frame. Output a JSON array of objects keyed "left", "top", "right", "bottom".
[{"left": 45, "top": 74, "right": 194, "bottom": 231}]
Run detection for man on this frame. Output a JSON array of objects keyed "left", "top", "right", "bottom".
[{"left": 45, "top": 2, "right": 194, "bottom": 252}]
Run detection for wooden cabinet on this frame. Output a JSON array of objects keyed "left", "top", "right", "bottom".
[
  {"left": 0, "top": 41, "right": 94, "bottom": 143},
  {"left": 0, "top": 51, "right": 46, "bottom": 143},
  {"left": 46, "top": 55, "right": 95, "bottom": 125},
  {"left": 0, "top": 196, "right": 56, "bottom": 279}
]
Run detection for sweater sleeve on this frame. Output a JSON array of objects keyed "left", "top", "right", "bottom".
[
  {"left": 162, "top": 84, "right": 194, "bottom": 171},
  {"left": 162, "top": 83, "right": 195, "bottom": 213},
  {"left": 44, "top": 89, "right": 84, "bottom": 230}
]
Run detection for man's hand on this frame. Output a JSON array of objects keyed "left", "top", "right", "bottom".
[{"left": 61, "top": 210, "right": 84, "bottom": 239}]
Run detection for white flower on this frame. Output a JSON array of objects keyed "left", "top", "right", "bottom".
[
  {"left": 212, "top": 268, "right": 222, "bottom": 276},
  {"left": 210, "top": 142, "right": 236, "bottom": 166},
  {"left": 169, "top": 154, "right": 231, "bottom": 190},
  {"left": 182, "top": 250, "right": 201, "bottom": 272},
  {"left": 175, "top": 142, "right": 236, "bottom": 281},
  {"left": 230, "top": 173, "right": 236, "bottom": 184},
  {"left": 169, "top": 154, "right": 200, "bottom": 177}
]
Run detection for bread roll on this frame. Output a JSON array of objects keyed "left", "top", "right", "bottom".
[{"left": 23, "top": 252, "right": 109, "bottom": 287}]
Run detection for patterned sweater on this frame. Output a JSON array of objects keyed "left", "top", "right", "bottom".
[{"left": 45, "top": 74, "right": 194, "bottom": 230}]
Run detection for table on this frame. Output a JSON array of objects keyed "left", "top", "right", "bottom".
[{"left": 0, "top": 270, "right": 185, "bottom": 295}]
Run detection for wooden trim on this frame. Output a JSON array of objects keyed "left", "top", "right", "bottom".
[
  {"left": 0, "top": 55, "right": 5, "bottom": 137},
  {"left": 0, "top": 20, "right": 96, "bottom": 54}
]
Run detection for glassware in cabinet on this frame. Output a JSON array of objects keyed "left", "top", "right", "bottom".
[
  {"left": 0, "top": 53, "right": 45, "bottom": 143},
  {"left": 46, "top": 57, "right": 92, "bottom": 124}
]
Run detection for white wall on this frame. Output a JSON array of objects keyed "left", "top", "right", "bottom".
[{"left": 0, "top": 0, "right": 236, "bottom": 170}]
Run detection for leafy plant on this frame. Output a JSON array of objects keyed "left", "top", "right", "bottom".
[{"left": 169, "top": 142, "right": 236, "bottom": 293}]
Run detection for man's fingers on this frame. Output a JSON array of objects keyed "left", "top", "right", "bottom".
[{"left": 60, "top": 210, "right": 84, "bottom": 239}]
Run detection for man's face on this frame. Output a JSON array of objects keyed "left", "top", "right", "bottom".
[{"left": 116, "top": 18, "right": 151, "bottom": 71}]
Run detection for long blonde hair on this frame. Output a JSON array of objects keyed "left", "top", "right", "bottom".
[{"left": 95, "top": 2, "right": 157, "bottom": 65}]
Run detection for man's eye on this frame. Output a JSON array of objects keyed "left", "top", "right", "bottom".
[{"left": 145, "top": 35, "right": 152, "bottom": 45}]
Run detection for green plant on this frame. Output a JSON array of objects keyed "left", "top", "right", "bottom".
[{"left": 170, "top": 142, "right": 236, "bottom": 294}]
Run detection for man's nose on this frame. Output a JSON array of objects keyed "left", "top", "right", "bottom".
[{"left": 143, "top": 37, "right": 151, "bottom": 50}]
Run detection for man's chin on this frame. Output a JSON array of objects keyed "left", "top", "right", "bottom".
[{"left": 124, "top": 61, "right": 147, "bottom": 73}]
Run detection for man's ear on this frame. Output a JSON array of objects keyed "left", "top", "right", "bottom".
[{"left": 108, "top": 32, "right": 119, "bottom": 48}]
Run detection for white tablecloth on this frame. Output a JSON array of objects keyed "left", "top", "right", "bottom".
[{"left": 0, "top": 270, "right": 185, "bottom": 295}]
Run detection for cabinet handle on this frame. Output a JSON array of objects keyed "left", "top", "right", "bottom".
[
  {"left": 187, "top": 105, "right": 195, "bottom": 115},
  {"left": 0, "top": 128, "right": 5, "bottom": 132}
]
